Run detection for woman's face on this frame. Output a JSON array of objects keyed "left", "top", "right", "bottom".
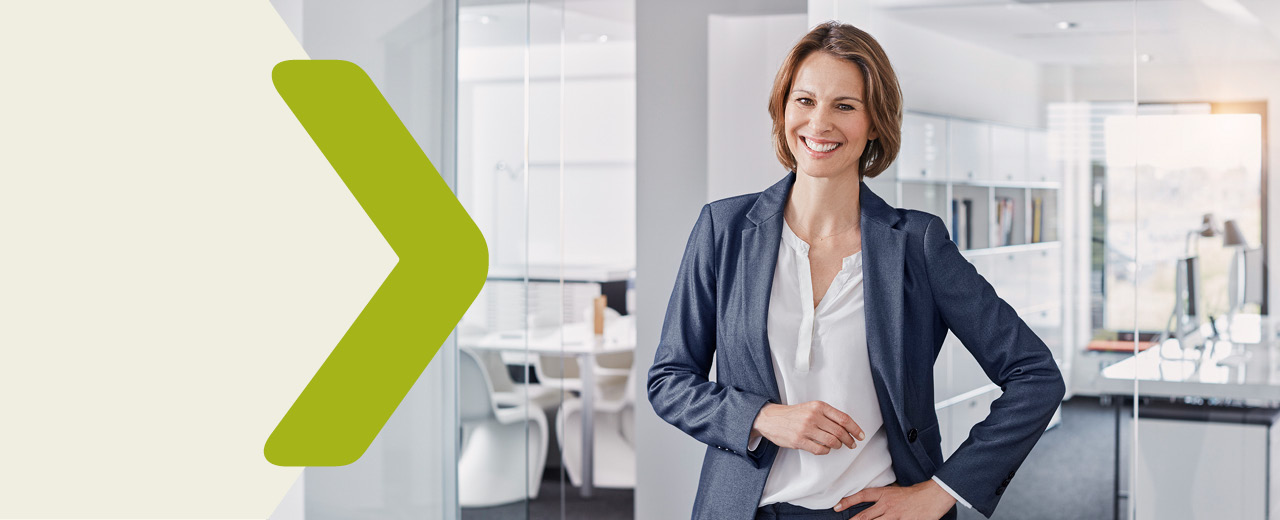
[{"left": 784, "top": 51, "right": 878, "bottom": 180}]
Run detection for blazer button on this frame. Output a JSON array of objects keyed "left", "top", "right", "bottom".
[{"left": 907, "top": 428, "right": 918, "bottom": 442}]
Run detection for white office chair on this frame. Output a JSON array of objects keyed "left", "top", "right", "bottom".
[
  {"left": 458, "top": 349, "right": 549, "bottom": 507},
  {"left": 471, "top": 348, "right": 563, "bottom": 412},
  {"left": 554, "top": 363, "right": 637, "bottom": 489}
]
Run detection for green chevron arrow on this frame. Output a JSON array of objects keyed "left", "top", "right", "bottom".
[{"left": 264, "top": 60, "right": 488, "bottom": 466}]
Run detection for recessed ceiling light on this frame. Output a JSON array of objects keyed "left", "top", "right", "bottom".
[
  {"left": 1056, "top": 21, "right": 1077, "bottom": 30},
  {"left": 597, "top": 34, "right": 609, "bottom": 43},
  {"left": 479, "top": 15, "right": 491, "bottom": 25},
  {"left": 1139, "top": 54, "right": 1153, "bottom": 63}
]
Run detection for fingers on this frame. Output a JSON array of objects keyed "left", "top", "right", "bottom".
[
  {"left": 800, "top": 438, "right": 831, "bottom": 455},
  {"left": 813, "top": 419, "right": 855, "bottom": 449},
  {"left": 820, "top": 403, "right": 865, "bottom": 442},
  {"left": 814, "top": 418, "right": 857, "bottom": 449},
  {"left": 807, "top": 401, "right": 861, "bottom": 449},
  {"left": 769, "top": 401, "right": 866, "bottom": 454},
  {"left": 833, "top": 491, "right": 863, "bottom": 512},
  {"left": 834, "top": 494, "right": 855, "bottom": 512},
  {"left": 850, "top": 503, "right": 885, "bottom": 520},
  {"left": 811, "top": 430, "right": 844, "bottom": 453},
  {"left": 834, "top": 487, "right": 884, "bottom": 513}
]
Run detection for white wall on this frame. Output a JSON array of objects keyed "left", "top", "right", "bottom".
[
  {"left": 808, "top": 1, "right": 1043, "bottom": 128},
  {"left": 707, "top": 14, "right": 809, "bottom": 202},
  {"left": 872, "top": 14, "right": 1042, "bottom": 128}
]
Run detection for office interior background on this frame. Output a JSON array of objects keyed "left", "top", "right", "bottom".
[{"left": 263, "top": 0, "right": 1280, "bottom": 518}]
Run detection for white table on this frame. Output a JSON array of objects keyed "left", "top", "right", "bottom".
[
  {"left": 461, "top": 323, "right": 634, "bottom": 499},
  {"left": 1097, "top": 314, "right": 1280, "bottom": 519},
  {"left": 1098, "top": 314, "right": 1280, "bottom": 403}
]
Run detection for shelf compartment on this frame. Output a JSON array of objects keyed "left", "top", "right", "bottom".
[
  {"left": 992, "top": 187, "right": 1026, "bottom": 248},
  {"left": 950, "top": 185, "right": 990, "bottom": 250},
  {"left": 1029, "top": 188, "right": 1058, "bottom": 243},
  {"left": 900, "top": 181, "right": 950, "bottom": 224}
]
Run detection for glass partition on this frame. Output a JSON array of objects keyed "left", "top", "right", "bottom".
[
  {"left": 267, "top": 0, "right": 460, "bottom": 518},
  {"left": 455, "top": 0, "right": 535, "bottom": 518},
  {"left": 455, "top": 0, "right": 636, "bottom": 518},
  {"left": 1128, "top": 1, "right": 1277, "bottom": 518}
]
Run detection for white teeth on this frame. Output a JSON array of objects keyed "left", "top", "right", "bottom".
[{"left": 804, "top": 137, "right": 839, "bottom": 153}]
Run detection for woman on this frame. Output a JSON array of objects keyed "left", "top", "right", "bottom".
[{"left": 647, "top": 21, "right": 1065, "bottom": 520}]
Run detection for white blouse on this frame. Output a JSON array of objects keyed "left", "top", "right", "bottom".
[{"left": 752, "top": 220, "right": 971, "bottom": 510}]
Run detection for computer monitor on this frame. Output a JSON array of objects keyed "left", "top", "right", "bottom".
[
  {"left": 1171, "top": 256, "right": 1203, "bottom": 346},
  {"left": 1226, "top": 247, "right": 1264, "bottom": 309},
  {"left": 1244, "top": 247, "right": 1264, "bottom": 305}
]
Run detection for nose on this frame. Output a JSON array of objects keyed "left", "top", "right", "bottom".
[{"left": 807, "top": 109, "right": 833, "bottom": 133}]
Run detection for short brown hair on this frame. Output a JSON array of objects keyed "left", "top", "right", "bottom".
[{"left": 768, "top": 21, "right": 902, "bottom": 179}]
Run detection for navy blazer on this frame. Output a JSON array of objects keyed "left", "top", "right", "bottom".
[{"left": 647, "top": 172, "right": 1066, "bottom": 519}]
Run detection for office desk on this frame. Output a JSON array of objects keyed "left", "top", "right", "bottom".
[
  {"left": 462, "top": 324, "right": 634, "bottom": 499},
  {"left": 1097, "top": 315, "right": 1280, "bottom": 519},
  {"left": 1098, "top": 315, "right": 1280, "bottom": 403}
]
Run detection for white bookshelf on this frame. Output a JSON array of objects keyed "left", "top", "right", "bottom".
[{"left": 865, "top": 110, "right": 1068, "bottom": 456}]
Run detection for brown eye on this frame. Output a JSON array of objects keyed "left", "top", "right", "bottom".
[{"left": 796, "top": 97, "right": 814, "bottom": 106}]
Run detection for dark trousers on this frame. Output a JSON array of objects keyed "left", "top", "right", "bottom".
[{"left": 755, "top": 501, "right": 875, "bottom": 519}]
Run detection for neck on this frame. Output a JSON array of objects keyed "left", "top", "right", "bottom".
[{"left": 784, "top": 170, "right": 862, "bottom": 239}]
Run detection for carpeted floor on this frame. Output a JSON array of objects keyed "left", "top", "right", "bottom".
[
  {"left": 460, "top": 473, "right": 634, "bottom": 520},
  {"left": 463, "top": 396, "right": 1131, "bottom": 520}
]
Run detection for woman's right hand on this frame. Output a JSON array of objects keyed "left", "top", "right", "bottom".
[{"left": 750, "top": 401, "right": 865, "bottom": 455}]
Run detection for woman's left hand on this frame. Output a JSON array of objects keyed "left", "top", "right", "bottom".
[{"left": 833, "top": 480, "right": 956, "bottom": 519}]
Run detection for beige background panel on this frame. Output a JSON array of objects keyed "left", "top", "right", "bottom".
[{"left": 0, "top": 1, "right": 397, "bottom": 517}]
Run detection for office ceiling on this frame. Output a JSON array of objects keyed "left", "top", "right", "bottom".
[
  {"left": 459, "top": 0, "right": 633, "bottom": 48},
  {"left": 458, "top": 0, "right": 1280, "bottom": 67},
  {"left": 872, "top": 0, "right": 1280, "bottom": 65}
]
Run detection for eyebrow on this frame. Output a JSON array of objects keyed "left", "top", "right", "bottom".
[{"left": 791, "top": 89, "right": 863, "bottom": 103}]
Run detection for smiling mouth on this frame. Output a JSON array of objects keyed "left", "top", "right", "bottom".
[{"left": 801, "top": 136, "right": 841, "bottom": 154}]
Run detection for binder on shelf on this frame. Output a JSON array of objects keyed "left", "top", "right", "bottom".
[
  {"left": 951, "top": 197, "right": 972, "bottom": 250},
  {"left": 951, "top": 199, "right": 960, "bottom": 246}
]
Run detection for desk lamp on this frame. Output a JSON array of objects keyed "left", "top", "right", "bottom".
[
  {"left": 1221, "top": 219, "right": 1248, "bottom": 335},
  {"left": 1184, "top": 213, "right": 1218, "bottom": 257}
]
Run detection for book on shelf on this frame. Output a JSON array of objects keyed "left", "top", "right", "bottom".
[
  {"left": 993, "top": 197, "right": 1015, "bottom": 247},
  {"left": 1005, "top": 198, "right": 1015, "bottom": 245},
  {"left": 1031, "top": 196, "right": 1043, "bottom": 243}
]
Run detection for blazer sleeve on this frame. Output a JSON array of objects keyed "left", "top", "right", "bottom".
[
  {"left": 647, "top": 204, "right": 774, "bottom": 467},
  {"left": 922, "top": 215, "right": 1066, "bottom": 518}
]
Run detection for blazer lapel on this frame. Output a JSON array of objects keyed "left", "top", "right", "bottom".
[
  {"left": 859, "top": 183, "right": 909, "bottom": 430},
  {"left": 738, "top": 173, "right": 793, "bottom": 403}
]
